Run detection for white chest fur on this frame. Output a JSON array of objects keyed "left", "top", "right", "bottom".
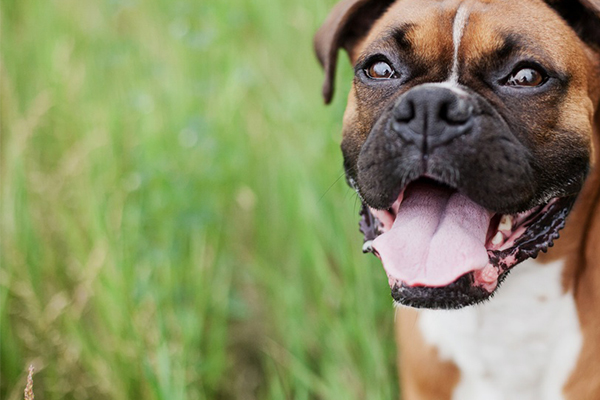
[{"left": 417, "top": 259, "right": 582, "bottom": 400}]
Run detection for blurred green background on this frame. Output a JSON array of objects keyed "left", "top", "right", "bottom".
[{"left": 0, "top": 0, "right": 398, "bottom": 399}]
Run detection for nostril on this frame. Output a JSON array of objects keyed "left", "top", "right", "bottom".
[
  {"left": 394, "top": 98, "right": 415, "bottom": 122},
  {"left": 443, "top": 98, "right": 473, "bottom": 124}
]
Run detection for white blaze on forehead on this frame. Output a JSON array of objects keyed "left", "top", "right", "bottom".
[{"left": 450, "top": 4, "right": 471, "bottom": 84}]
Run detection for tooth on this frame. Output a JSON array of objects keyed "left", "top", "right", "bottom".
[
  {"left": 499, "top": 215, "right": 513, "bottom": 232},
  {"left": 492, "top": 232, "right": 504, "bottom": 246},
  {"left": 362, "top": 240, "right": 374, "bottom": 253}
]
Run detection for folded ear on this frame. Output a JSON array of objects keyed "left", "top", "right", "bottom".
[
  {"left": 314, "top": 0, "right": 394, "bottom": 104},
  {"left": 579, "top": 0, "right": 600, "bottom": 45},
  {"left": 548, "top": 0, "right": 600, "bottom": 48}
]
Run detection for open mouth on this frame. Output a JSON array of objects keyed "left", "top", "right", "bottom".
[{"left": 359, "top": 178, "right": 576, "bottom": 309}]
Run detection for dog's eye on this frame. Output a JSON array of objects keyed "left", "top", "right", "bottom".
[
  {"left": 366, "top": 61, "right": 397, "bottom": 79},
  {"left": 505, "top": 68, "right": 544, "bottom": 87}
]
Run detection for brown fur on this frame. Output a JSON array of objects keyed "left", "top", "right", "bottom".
[{"left": 562, "top": 115, "right": 600, "bottom": 400}]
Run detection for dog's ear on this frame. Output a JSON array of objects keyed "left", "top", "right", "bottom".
[
  {"left": 314, "top": 0, "right": 394, "bottom": 104},
  {"left": 547, "top": 0, "right": 600, "bottom": 49}
]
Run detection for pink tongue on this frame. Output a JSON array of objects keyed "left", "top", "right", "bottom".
[{"left": 372, "top": 182, "right": 492, "bottom": 287}]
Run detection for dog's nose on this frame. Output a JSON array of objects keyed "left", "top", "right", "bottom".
[{"left": 391, "top": 85, "right": 473, "bottom": 151}]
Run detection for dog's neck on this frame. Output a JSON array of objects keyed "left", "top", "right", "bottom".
[
  {"left": 560, "top": 110, "right": 600, "bottom": 399},
  {"left": 416, "top": 258, "right": 582, "bottom": 400},
  {"left": 545, "top": 111, "right": 600, "bottom": 292}
]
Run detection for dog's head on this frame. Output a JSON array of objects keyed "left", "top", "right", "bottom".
[{"left": 315, "top": 0, "right": 600, "bottom": 309}]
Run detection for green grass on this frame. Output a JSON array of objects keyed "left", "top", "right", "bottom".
[{"left": 0, "top": 0, "right": 398, "bottom": 399}]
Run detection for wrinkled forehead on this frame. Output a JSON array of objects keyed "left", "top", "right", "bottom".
[{"left": 354, "top": 0, "right": 588, "bottom": 72}]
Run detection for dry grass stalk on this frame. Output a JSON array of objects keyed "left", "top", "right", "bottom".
[{"left": 24, "top": 364, "right": 34, "bottom": 400}]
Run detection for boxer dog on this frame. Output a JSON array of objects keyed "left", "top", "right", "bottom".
[{"left": 315, "top": 0, "right": 600, "bottom": 398}]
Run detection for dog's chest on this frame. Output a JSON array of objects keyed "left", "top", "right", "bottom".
[{"left": 417, "top": 259, "right": 582, "bottom": 400}]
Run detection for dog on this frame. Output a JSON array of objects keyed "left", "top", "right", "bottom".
[{"left": 314, "top": 0, "right": 600, "bottom": 398}]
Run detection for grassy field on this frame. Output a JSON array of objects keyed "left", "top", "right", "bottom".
[{"left": 0, "top": 0, "right": 398, "bottom": 399}]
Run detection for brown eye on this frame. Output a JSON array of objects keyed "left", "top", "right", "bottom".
[
  {"left": 506, "top": 68, "right": 544, "bottom": 87},
  {"left": 366, "top": 61, "right": 396, "bottom": 79}
]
